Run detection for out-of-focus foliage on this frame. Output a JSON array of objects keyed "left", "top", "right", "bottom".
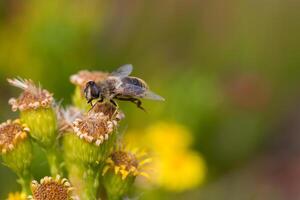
[{"left": 0, "top": 0, "right": 300, "bottom": 199}]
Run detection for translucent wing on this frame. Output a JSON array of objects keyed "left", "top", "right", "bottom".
[
  {"left": 142, "top": 89, "right": 165, "bottom": 101},
  {"left": 117, "top": 83, "right": 165, "bottom": 101},
  {"left": 111, "top": 64, "right": 133, "bottom": 78}
]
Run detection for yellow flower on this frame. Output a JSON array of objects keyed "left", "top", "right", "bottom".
[
  {"left": 29, "top": 175, "right": 74, "bottom": 200},
  {"left": 154, "top": 151, "right": 206, "bottom": 192},
  {"left": 0, "top": 119, "right": 33, "bottom": 176},
  {"left": 0, "top": 119, "right": 29, "bottom": 154},
  {"left": 102, "top": 144, "right": 152, "bottom": 199},
  {"left": 102, "top": 145, "right": 151, "bottom": 180},
  {"left": 7, "top": 192, "right": 26, "bottom": 200},
  {"left": 144, "top": 122, "right": 193, "bottom": 155},
  {"left": 125, "top": 122, "right": 207, "bottom": 192}
]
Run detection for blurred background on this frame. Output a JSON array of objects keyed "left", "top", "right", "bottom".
[{"left": 0, "top": 0, "right": 300, "bottom": 199}]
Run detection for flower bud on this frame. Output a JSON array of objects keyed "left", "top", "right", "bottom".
[
  {"left": 0, "top": 119, "right": 32, "bottom": 175},
  {"left": 7, "top": 78, "right": 57, "bottom": 148},
  {"left": 63, "top": 110, "right": 118, "bottom": 166}
]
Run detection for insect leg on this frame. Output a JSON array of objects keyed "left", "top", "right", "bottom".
[
  {"left": 110, "top": 99, "right": 118, "bottom": 108},
  {"left": 132, "top": 98, "right": 147, "bottom": 112},
  {"left": 115, "top": 96, "right": 146, "bottom": 112},
  {"left": 89, "top": 96, "right": 104, "bottom": 112}
]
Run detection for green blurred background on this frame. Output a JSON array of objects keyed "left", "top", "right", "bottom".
[{"left": 1, "top": 0, "right": 300, "bottom": 199}]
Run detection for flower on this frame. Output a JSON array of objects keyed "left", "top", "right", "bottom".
[
  {"left": 0, "top": 119, "right": 29, "bottom": 154},
  {"left": 89, "top": 102, "right": 125, "bottom": 121},
  {"left": 63, "top": 103, "right": 124, "bottom": 200},
  {"left": 7, "top": 78, "right": 57, "bottom": 148},
  {"left": 70, "top": 70, "right": 108, "bottom": 110},
  {"left": 154, "top": 150, "right": 206, "bottom": 192},
  {"left": 0, "top": 119, "right": 32, "bottom": 174},
  {"left": 6, "top": 192, "right": 26, "bottom": 200},
  {"left": 70, "top": 70, "right": 108, "bottom": 89},
  {"left": 63, "top": 103, "right": 123, "bottom": 165},
  {"left": 7, "top": 78, "right": 53, "bottom": 112},
  {"left": 102, "top": 144, "right": 151, "bottom": 199},
  {"left": 73, "top": 112, "right": 115, "bottom": 146},
  {"left": 125, "top": 122, "right": 207, "bottom": 192},
  {"left": 102, "top": 145, "right": 151, "bottom": 180},
  {"left": 144, "top": 122, "right": 192, "bottom": 155},
  {"left": 29, "top": 175, "right": 74, "bottom": 200}
]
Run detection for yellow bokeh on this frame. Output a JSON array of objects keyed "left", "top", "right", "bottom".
[
  {"left": 125, "top": 121, "right": 207, "bottom": 192},
  {"left": 145, "top": 122, "right": 193, "bottom": 156},
  {"left": 154, "top": 151, "right": 206, "bottom": 192},
  {"left": 7, "top": 192, "right": 26, "bottom": 200}
]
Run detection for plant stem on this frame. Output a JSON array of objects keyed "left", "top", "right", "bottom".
[
  {"left": 47, "top": 147, "right": 60, "bottom": 176},
  {"left": 82, "top": 166, "right": 99, "bottom": 200},
  {"left": 17, "top": 170, "right": 31, "bottom": 195},
  {"left": 68, "top": 163, "right": 100, "bottom": 200}
]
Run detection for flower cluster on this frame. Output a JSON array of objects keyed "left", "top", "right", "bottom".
[{"left": 2, "top": 69, "right": 151, "bottom": 200}]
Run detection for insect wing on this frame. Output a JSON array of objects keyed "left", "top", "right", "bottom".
[
  {"left": 143, "top": 89, "right": 165, "bottom": 101},
  {"left": 110, "top": 64, "right": 133, "bottom": 78},
  {"left": 118, "top": 83, "right": 165, "bottom": 101}
]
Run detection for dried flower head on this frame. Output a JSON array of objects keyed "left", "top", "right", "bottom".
[
  {"left": 63, "top": 104, "right": 122, "bottom": 166},
  {"left": 103, "top": 145, "right": 151, "bottom": 180},
  {"left": 0, "top": 119, "right": 32, "bottom": 176},
  {"left": 70, "top": 70, "right": 108, "bottom": 89},
  {"left": 29, "top": 175, "right": 74, "bottom": 200},
  {"left": 57, "top": 106, "right": 83, "bottom": 133},
  {"left": 90, "top": 102, "right": 125, "bottom": 121},
  {"left": 7, "top": 78, "right": 53, "bottom": 112},
  {"left": 72, "top": 110, "right": 118, "bottom": 146},
  {"left": 0, "top": 119, "right": 29, "bottom": 154}
]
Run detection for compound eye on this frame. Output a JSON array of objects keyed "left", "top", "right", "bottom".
[
  {"left": 90, "top": 84, "right": 99, "bottom": 98},
  {"left": 84, "top": 81, "right": 99, "bottom": 101}
]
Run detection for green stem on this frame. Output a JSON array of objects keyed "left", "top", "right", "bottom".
[
  {"left": 81, "top": 166, "right": 99, "bottom": 200},
  {"left": 68, "top": 163, "right": 100, "bottom": 200},
  {"left": 17, "top": 170, "right": 31, "bottom": 195},
  {"left": 104, "top": 173, "right": 136, "bottom": 200},
  {"left": 46, "top": 147, "right": 60, "bottom": 176},
  {"left": 107, "top": 192, "right": 122, "bottom": 200}
]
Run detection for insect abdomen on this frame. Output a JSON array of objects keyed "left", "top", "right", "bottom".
[{"left": 122, "top": 77, "right": 148, "bottom": 89}]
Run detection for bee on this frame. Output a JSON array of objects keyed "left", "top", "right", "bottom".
[{"left": 84, "top": 64, "right": 165, "bottom": 111}]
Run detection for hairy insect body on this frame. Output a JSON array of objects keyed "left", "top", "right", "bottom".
[{"left": 84, "top": 64, "right": 164, "bottom": 111}]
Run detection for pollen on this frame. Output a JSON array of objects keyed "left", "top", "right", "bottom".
[
  {"left": 30, "top": 175, "right": 74, "bottom": 200},
  {"left": 7, "top": 78, "right": 53, "bottom": 112},
  {"left": 70, "top": 70, "right": 109, "bottom": 89},
  {"left": 0, "top": 119, "right": 29, "bottom": 154}
]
